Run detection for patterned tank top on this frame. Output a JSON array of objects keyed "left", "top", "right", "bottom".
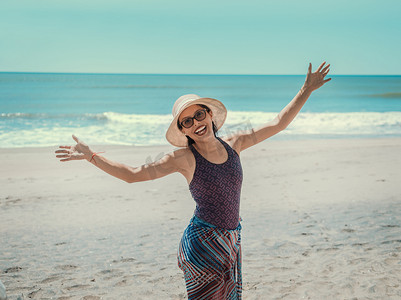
[{"left": 188, "top": 136, "right": 243, "bottom": 229}]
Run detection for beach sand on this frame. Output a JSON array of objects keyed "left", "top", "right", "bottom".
[{"left": 1, "top": 138, "right": 401, "bottom": 299}]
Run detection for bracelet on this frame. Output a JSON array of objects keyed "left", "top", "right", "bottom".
[{"left": 89, "top": 152, "right": 105, "bottom": 164}]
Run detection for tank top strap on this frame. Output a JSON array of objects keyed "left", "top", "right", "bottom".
[
  {"left": 216, "top": 136, "right": 233, "bottom": 156},
  {"left": 188, "top": 143, "right": 202, "bottom": 160}
]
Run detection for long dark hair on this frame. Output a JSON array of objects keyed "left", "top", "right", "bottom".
[{"left": 177, "top": 104, "right": 218, "bottom": 146}]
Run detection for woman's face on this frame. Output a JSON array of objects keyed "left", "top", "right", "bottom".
[{"left": 178, "top": 104, "right": 214, "bottom": 141}]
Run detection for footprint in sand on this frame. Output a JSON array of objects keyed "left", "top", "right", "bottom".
[
  {"left": 112, "top": 257, "right": 136, "bottom": 263},
  {"left": 82, "top": 296, "right": 101, "bottom": 300},
  {"left": 381, "top": 224, "right": 400, "bottom": 228},
  {"left": 97, "top": 269, "right": 124, "bottom": 280},
  {"left": 28, "top": 288, "right": 42, "bottom": 298},
  {"left": 56, "top": 265, "right": 78, "bottom": 271},
  {"left": 6, "top": 198, "right": 22, "bottom": 205},
  {"left": 114, "top": 279, "right": 129, "bottom": 287},
  {"left": 40, "top": 275, "right": 61, "bottom": 284},
  {"left": 381, "top": 239, "right": 401, "bottom": 245},
  {"left": 4, "top": 266, "right": 23, "bottom": 273},
  {"left": 65, "top": 284, "right": 91, "bottom": 291},
  {"left": 352, "top": 242, "right": 368, "bottom": 247},
  {"left": 55, "top": 242, "right": 67, "bottom": 246},
  {"left": 120, "top": 257, "right": 135, "bottom": 263}
]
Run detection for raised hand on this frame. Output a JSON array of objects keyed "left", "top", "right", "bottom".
[
  {"left": 303, "top": 61, "right": 331, "bottom": 92},
  {"left": 55, "top": 135, "right": 93, "bottom": 162}
]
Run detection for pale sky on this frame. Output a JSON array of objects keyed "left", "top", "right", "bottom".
[{"left": 0, "top": 0, "right": 400, "bottom": 75}]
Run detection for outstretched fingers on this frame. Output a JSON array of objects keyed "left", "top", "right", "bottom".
[
  {"left": 55, "top": 149, "right": 70, "bottom": 153},
  {"left": 55, "top": 147, "right": 72, "bottom": 161},
  {"left": 55, "top": 135, "right": 86, "bottom": 162},
  {"left": 55, "top": 148, "right": 70, "bottom": 157},
  {"left": 321, "top": 64, "right": 330, "bottom": 73},
  {"left": 59, "top": 157, "right": 73, "bottom": 162},
  {"left": 55, "top": 153, "right": 72, "bottom": 161},
  {"left": 316, "top": 61, "right": 326, "bottom": 72},
  {"left": 72, "top": 134, "right": 80, "bottom": 144}
]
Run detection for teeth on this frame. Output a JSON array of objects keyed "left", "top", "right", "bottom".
[{"left": 195, "top": 125, "right": 206, "bottom": 134}]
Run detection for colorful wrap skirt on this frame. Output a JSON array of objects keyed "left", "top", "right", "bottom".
[{"left": 177, "top": 215, "right": 242, "bottom": 300}]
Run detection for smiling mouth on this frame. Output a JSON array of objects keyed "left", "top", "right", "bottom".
[{"left": 194, "top": 125, "right": 207, "bottom": 136}]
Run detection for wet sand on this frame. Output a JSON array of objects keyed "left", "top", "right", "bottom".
[{"left": 1, "top": 138, "right": 401, "bottom": 299}]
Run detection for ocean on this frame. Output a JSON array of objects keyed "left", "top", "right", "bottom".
[{"left": 0, "top": 73, "right": 400, "bottom": 148}]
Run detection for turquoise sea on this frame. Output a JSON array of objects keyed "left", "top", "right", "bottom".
[{"left": 0, "top": 73, "right": 400, "bottom": 148}]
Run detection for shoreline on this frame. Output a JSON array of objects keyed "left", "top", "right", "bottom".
[
  {"left": 1, "top": 133, "right": 401, "bottom": 150},
  {"left": 1, "top": 137, "right": 401, "bottom": 299}
]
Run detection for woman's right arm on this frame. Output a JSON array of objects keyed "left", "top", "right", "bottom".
[{"left": 55, "top": 135, "right": 180, "bottom": 183}]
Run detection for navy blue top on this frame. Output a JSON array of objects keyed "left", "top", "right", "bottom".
[{"left": 188, "top": 137, "right": 243, "bottom": 229}]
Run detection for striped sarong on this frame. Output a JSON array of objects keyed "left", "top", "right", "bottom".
[{"left": 178, "top": 215, "right": 242, "bottom": 299}]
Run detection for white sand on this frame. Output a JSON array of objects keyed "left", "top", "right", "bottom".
[{"left": 1, "top": 138, "right": 401, "bottom": 299}]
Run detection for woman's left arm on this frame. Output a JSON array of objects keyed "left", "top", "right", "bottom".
[{"left": 235, "top": 61, "right": 331, "bottom": 152}]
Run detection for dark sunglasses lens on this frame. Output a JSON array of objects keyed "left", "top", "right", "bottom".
[
  {"left": 195, "top": 110, "right": 206, "bottom": 121},
  {"left": 182, "top": 118, "right": 193, "bottom": 128}
]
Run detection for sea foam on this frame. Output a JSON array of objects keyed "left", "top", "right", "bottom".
[{"left": 1, "top": 111, "right": 400, "bottom": 148}]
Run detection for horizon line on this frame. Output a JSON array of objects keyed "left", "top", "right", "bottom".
[{"left": 1, "top": 71, "right": 400, "bottom": 76}]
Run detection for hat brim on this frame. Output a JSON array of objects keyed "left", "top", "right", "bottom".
[{"left": 165, "top": 97, "right": 227, "bottom": 147}]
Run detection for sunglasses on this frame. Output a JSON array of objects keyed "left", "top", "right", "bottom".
[{"left": 180, "top": 109, "right": 208, "bottom": 128}]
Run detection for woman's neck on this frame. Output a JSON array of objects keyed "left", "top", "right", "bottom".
[{"left": 193, "top": 137, "right": 223, "bottom": 155}]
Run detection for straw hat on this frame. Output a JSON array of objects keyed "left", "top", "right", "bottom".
[{"left": 165, "top": 94, "right": 227, "bottom": 147}]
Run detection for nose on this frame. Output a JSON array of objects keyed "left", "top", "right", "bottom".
[
  {"left": 191, "top": 120, "right": 203, "bottom": 133},
  {"left": 192, "top": 118, "right": 202, "bottom": 128}
]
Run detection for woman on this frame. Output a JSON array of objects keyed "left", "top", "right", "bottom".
[{"left": 55, "top": 62, "right": 331, "bottom": 299}]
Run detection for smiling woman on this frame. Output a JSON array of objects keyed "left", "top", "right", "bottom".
[
  {"left": 55, "top": 61, "right": 331, "bottom": 299},
  {"left": 176, "top": 103, "right": 219, "bottom": 146}
]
